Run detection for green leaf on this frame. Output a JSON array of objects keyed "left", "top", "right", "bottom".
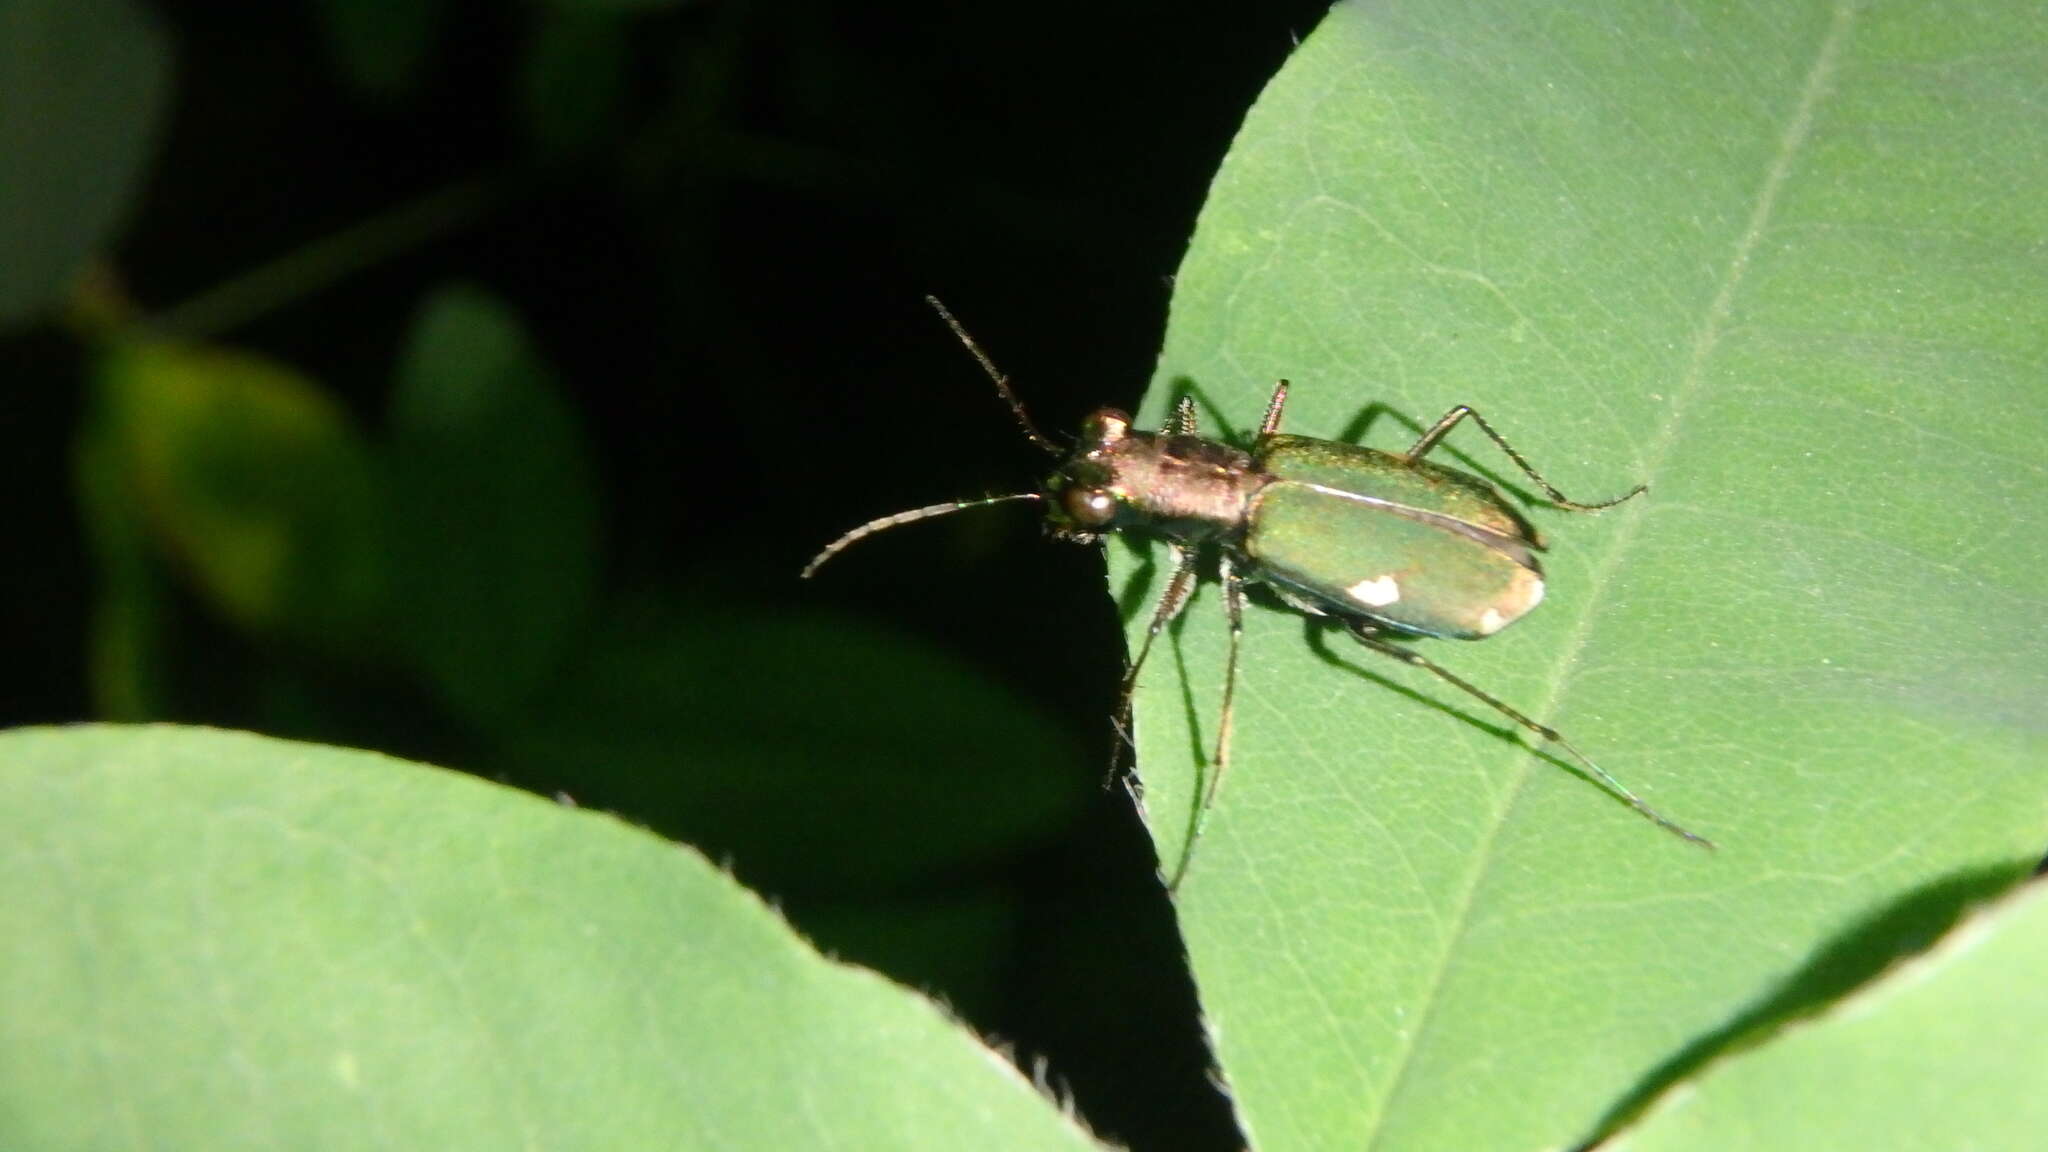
[
  {"left": 519, "top": 6, "right": 628, "bottom": 162},
  {"left": 91, "top": 339, "right": 385, "bottom": 647},
  {"left": 313, "top": 0, "right": 450, "bottom": 98},
  {"left": 0, "top": 0, "right": 170, "bottom": 325},
  {"left": 73, "top": 427, "right": 170, "bottom": 720},
  {"left": 1600, "top": 879, "right": 2048, "bottom": 1151},
  {"left": 0, "top": 725, "right": 1106, "bottom": 1151},
  {"left": 388, "top": 284, "right": 600, "bottom": 725},
  {"left": 540, "top": 0, "right": 682, "bottom": 12},
  {"left": 1118, "top": 3, "right": 2048, "bottom": 1150}
]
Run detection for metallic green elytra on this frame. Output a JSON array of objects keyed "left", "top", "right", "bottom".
[
  {"left": 806, "top": 298, "right": 1712, "bottom": 889},
  {"left": 1232, "top": 435, "right": 1546, "bottom": 641}
]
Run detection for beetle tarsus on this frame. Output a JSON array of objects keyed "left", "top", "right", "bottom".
[{"left": 1258, "top": 381, "right": 1290, "bottom": 438}]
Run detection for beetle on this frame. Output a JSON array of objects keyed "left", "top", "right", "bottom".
[{"left": 804, "top": 297, "right": 1712, "bottom": 888}]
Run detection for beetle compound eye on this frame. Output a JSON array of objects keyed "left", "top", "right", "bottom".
[{"left": 1064, "top": 487, "right": 1118, "bottom": 527}]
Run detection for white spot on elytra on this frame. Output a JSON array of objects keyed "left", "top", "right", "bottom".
[
  {"left": 1347, "top": 574, "right": 1401, "bottom": 607},
  {"left": 1478, "top": 607, "right": 1507, "bottom": 635}
]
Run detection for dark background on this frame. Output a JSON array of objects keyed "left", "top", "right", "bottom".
[{"left": 4, "top": 1, "right": 1331, "bottom": 1147}]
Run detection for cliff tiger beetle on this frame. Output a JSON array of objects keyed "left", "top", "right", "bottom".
[{"left": 805, "top": 298, "right": 1712, "bottom": 889}]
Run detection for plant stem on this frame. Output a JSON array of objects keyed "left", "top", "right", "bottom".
[{"left": 150, "top": 179, "right": 494, "bottom": 339}]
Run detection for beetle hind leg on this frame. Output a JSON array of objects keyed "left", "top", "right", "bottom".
[
  {"left": 1407, "top": 405, "right": 1646, "bottom": 512},
  {"left": 1344, "top": 620, "right": 1713, "bottom": 848}
]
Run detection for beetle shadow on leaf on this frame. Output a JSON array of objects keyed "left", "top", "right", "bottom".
[
  {"left": 1109, "top": 532, "right": 1216, "bottom": 814},
  {"left": 1111, "top": 534, "right": 1161, "bottom": 624},
  {"left": 1577, "top": 859, "right": 2041, "bottom": 1150},
  {"left": 1335, "top": 402, "right": 1549, "bottom": 509},
  {"left": 1302, "top": 618, "right": 1527, "bottom": 757},
  {"left": 1166, "top": 618, "right": 1210, "bottom": 782},
  {"left": 1301, "top": 615, "right": 1657, "bottom": 823}
]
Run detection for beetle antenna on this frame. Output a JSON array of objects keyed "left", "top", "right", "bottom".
[
  {"left": 802, "top": 494, "right": 1043, "bottom": 578},
  {"left": 925, "top": 295, "right": 1061, "bottom": 457}
]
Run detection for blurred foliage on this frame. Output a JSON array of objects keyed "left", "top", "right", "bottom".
[
  {"left": 496, "top": 601, "right": 1085, "bottom": 894},
  {"left": 386, "top": 284, "right": 599, "bottom": 725},
  {"left": 519, "top": 7, "right": 629, "bottom": 162},
  {"left": 0, "top": 0, "right": 168, "bottom": 322},
  {"left": 2, "top": 1, "right": 1332, "bottom": 1147},
  {"left": 87, "top": 338, "right": 385, "bottom": 646},
  {"left": 313, "top": 0, "right": 451, "bottom": 98}
]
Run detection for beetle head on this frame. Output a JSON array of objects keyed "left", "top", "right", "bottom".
[{"left": 1043, "top": 407, "right": 1134, "bottom": 543}]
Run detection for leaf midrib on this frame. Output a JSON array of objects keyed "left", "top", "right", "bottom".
[{"left": 1356, "top": 4, "right": 1860, "bottom": 1147}]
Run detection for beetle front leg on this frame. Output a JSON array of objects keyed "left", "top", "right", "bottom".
[
  {"left": 1344, "top": 620, "right": 1712, "bottom": 848},
  {"left": 1109, "top": 543, "right": 1200, "bottom": 783},
  {"left": 1168, "top": 553, "right": 1248, "bottom": 893},
  {"left": 1405, "top": 405, "right": 1646, "bottom": 511}
]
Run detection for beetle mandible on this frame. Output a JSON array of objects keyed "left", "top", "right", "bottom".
[{"left": 804, "top": 297, "right": 1712, "bottom": 889}]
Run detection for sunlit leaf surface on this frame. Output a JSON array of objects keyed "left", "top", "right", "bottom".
[
  {"left": 1601, "top": 881, "right": 2048, "bottom": 1152},
  {"left": 1118, "top": 3, "right": 2048, "bottom": 1149},
  {"left": 0, "top": 726, "right": 1106, "bottom": 1151}
]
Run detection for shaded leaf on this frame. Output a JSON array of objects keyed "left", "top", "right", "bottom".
[
  {"left": 73, "top": 427, "right": 169, "bottom": 719},
  {"left": 91, "top": 339, "right": 385, "bottom": 647},
  {"left": 795, "top": 891, "right": 1017, "bottom": 1026},
  {"left": 497, "top": 601, "right": 1087, "bottom": 895},
  {"left": 313, "top": 0, "right": 449, "bottom": 98},
  {"left": 0, "top": 0, "right": 169, "bottom": 325},
  {"left": 520, "top": 6, "right": 628, "bottom": 162},
  {"left": 1600, "top": 879, "right": 2048, "bottom": 1151},
  {"left": 388, "top": 284, "right": 599, "bottom": 725},
  {"left": 542, "top": 0, "right": 683, "bottom": 13}
]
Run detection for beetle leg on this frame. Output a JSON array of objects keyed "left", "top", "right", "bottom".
[
  {"left": 1166, "top": 394, "right": 1199, "bottom": 437},
  {"left": 1405, "top": 405, "right": 1646, "bottom": 511},
  {"left": 1344, "top": 620, "right": 1714, "bottom": 848},
  {"left": 1258, "top": 380, "right": 1290, "bottom": 437},
  {"left": 1169, "top": 554, "right": 1248, "bottom": 892},
  {"left": 1109, "top": 544, "right": 1200, "bottom": 784}
]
